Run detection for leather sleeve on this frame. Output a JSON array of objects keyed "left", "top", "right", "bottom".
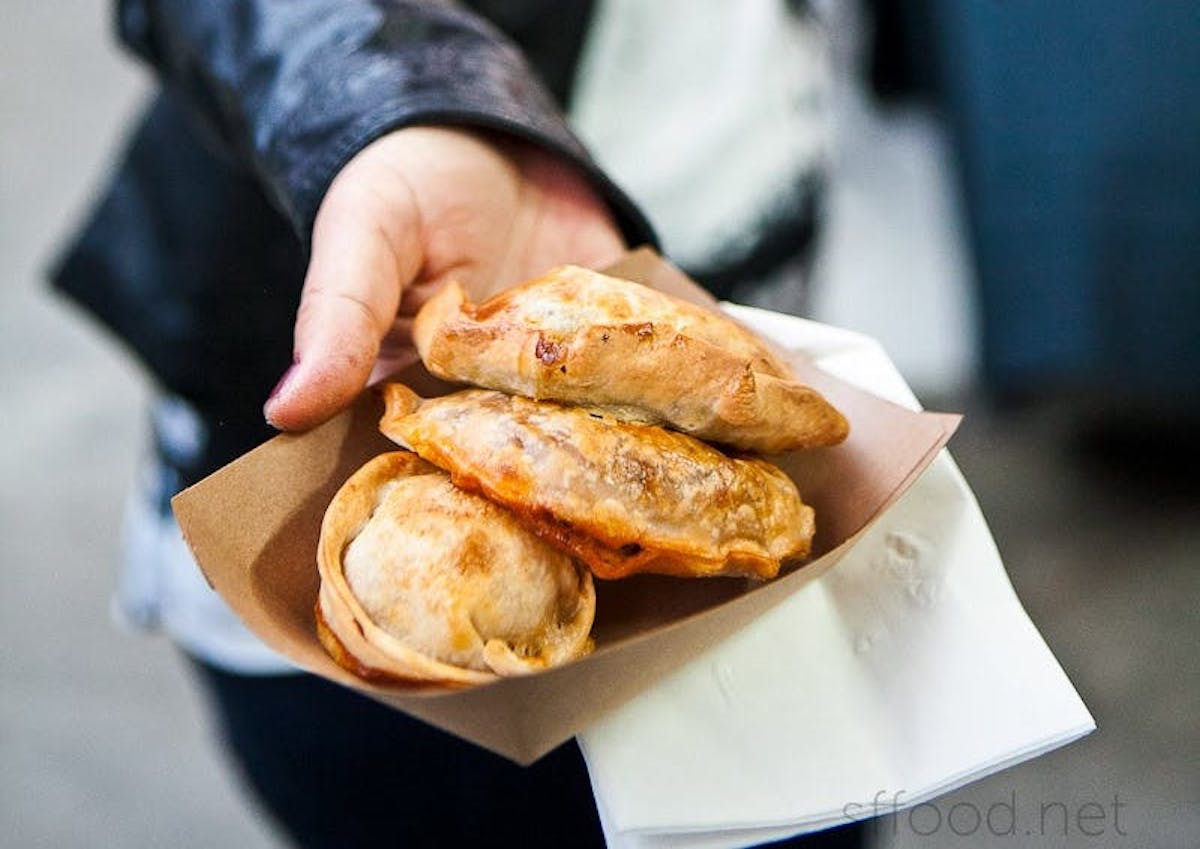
[{"left": 115, "top": 0, "right": 655, "bottom": 247}]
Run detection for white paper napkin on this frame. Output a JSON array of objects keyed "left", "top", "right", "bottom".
[{"left": 577, "top": 306, "right": 1095, "bottom": 849}]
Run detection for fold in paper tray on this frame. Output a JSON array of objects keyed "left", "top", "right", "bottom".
[{"left": 172, "top": 249, "right": 959, "bottom": 764}]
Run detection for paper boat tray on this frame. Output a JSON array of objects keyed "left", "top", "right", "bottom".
[{"left": 173, "top": 249, "right": 959, "bottom": 764}]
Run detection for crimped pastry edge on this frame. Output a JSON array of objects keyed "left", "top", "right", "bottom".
[
  {"left": 378, "top": 385, "right": 815, "bottom": 581},
  {"left": 412, "top": 272, "right": 849, "bottom": 453},
  {"left": 316, "top": 450, "right": 596, "bottom": 687}
]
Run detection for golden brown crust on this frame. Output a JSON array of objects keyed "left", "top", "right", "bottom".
[
  {"left": 316, "top": 451, "right": 595, "bottom": 687},
  {"left": 314, "top": 601, "right": 471, "bottom": 690},
  {"left": 412, "top": 267, "right": 849, "bottom": 453},
  {"left": 380, "top": 386, "right": 815, "bottom": 580}
]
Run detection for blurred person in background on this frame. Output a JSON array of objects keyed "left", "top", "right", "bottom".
[
  {"left": 53, "top": 1, "right": 866, "bottom": 847},
  {"left": 867, "top": 0, "right": 1200, "bottom": 481}
]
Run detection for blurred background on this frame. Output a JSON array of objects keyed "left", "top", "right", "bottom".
[{"left": 2, "top": 1, "right": 1196, "bottom": 847}]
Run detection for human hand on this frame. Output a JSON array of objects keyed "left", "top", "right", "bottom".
[{"left": 263, "top": 126, "right": 626, "bottom": 431}]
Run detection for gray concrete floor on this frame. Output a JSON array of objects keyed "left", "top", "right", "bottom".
[{"left": 3, "top": 3, "right": 1197, "bottom": 848}]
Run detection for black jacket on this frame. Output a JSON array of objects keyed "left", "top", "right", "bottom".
[{"left": 54, "top": 0, "right": 655, "bottom": 484}]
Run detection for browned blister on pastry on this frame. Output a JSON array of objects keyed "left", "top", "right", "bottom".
[
  {"left": 379, "top": 385, "right": 815, "bottom": 580},
  {"left": 412, "top": 265, "right": 849, "bottom": 454},
  {"left": 316, "top": 451, "right": 595, "bottom": 687}
]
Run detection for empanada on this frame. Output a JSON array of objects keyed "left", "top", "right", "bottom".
[
  {"left": 379, "top": 385, "right": 814, "bottom": 580},
  {"left": 412, "top": 265, "right": 848, "bottom": 453},
  {"left": 316, "top": 451, "right": 595, "bottom": 687}
]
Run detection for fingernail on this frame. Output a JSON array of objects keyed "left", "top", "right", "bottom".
[{"left": 264, "top": 362, "right": 299, "bottom": 426}]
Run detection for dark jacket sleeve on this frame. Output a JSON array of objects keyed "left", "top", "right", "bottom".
[{"left": 116, "top": 0, "right": 655, "bottom": 247}]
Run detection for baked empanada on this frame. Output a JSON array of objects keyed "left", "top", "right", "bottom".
[
  {"left": 412, "top": 265, "right": 848, "bottom": 453},
  {"left": 316, "top": 451, "right": 595, "bottom": 687},
  {"left": 379, "top": 385, "right": 814, "bottom": 580}
]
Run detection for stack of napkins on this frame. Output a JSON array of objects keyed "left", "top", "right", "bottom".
[{"left": 578, "top": 306, "right": 1095, "bottom": 849}]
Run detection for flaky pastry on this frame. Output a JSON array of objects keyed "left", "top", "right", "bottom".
[
  {"left": 412, "top": 265, "right": 848, "bottom": 453},
  {"left": 380, "top": 385, "right": 815, "bottom": 580},
  {"left": 316, "top": 451, "right": 595, "bottom": 687}
]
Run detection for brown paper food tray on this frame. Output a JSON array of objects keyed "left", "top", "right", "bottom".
[{"left": 173, "top": 248, "right": 959, "bottom": 765}]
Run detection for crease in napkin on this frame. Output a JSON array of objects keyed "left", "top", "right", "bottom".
[{"left": 578, "top": 306, "right": 1095, "bottom": 849}]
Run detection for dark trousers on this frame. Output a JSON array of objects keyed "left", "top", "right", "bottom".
[{"left": 191, "top": 661, "right": 869, "bottom": 849}]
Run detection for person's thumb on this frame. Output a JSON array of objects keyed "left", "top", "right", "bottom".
[{"left": 264, "top": 181, "right": 422, "bottom": 431}]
